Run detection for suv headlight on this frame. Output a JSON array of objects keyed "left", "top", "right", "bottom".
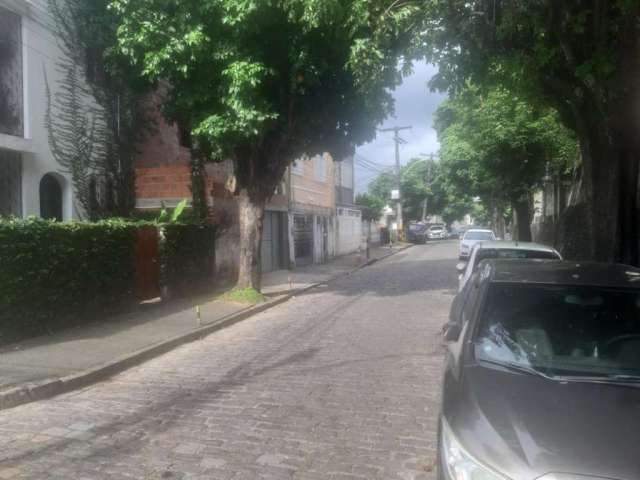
[{"left": 441, "top": 419, "right": 507, "bottom": 480}]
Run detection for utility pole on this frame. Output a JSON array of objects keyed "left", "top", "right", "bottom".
[
  {"left": 420, "top": 152, "right": 437, "bottom": 223},
  {"left": 379, "top": 125, "right": 411, "bottom": 240}
]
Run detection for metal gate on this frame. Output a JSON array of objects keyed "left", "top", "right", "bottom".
[
  {"left": 135, "top": 226, "right": 161, "bottom": 300},
  {"left": 261, "top": 211, "right": 286, "bottom": 273},
  {"left": 293, "top": 214, "right": 313, "bottom": 265}
]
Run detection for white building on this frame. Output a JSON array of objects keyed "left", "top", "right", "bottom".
[
  {"left": 0, "top": 0, "right": 76, "bottom": 220},
  {"left": 334, "top": 155, "right": 362, "bottom": 256}
]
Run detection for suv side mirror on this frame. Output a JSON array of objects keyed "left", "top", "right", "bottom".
[
  {"left": 444, "top": 322, "right": 462, "bottom": 342},
  {"left": 456, "top": 262, "right": 467, "bottom": 274}
]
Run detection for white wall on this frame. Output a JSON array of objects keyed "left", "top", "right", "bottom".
[
  {"left": 336, "top": 207, "right": 362, "bottom": 256},
  {"left": 312, "top": 214, "right": 336, "bottom": 264},
  {"left": 0, "top": 0, "right": 78, "bottom": 220},
  {"left": 362, "top": 221, "right": 381, "bottom": 245}
]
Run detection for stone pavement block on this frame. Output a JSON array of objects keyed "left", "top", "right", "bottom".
[{"left": 0, "top": 468, "right": 20, "bottom": 480}]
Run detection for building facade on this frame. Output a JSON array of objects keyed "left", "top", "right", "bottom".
[
  {"left": 334, "top": 155, "right": 362, "bottom": 256},
  {"left": 0, "top": 0, "right": 76, "bottom": 220},
  {"left": 289, "top": 153, "right": 337, "bottom": 266}
]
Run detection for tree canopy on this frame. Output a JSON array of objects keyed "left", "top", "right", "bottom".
[
  {"left": 361, "top": 156, "right": 456, "bottom": 224},
  {"left": 388, "top": 0, "right": 640, "bottom": 261},
  {"left": 110, "top": 0, "right": 415, "bottom": 288},
  {"left": 434, "top": 84, "right": 578, "bottom": 240}
]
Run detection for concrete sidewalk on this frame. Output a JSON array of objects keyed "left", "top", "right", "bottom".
[{"left": 0, "top": 243, "right": 410, "bottom": 409}]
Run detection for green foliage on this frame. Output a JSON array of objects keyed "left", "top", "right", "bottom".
[
  {"left": 355, "top": 193, "right": 384, "bottom": 222},
  {"left": 0, "top": 217, "right": 217, "bottom": 343},
  {"left": 219, "top": 287, "right": 265, "bottom": 305},
  {"left": 0, "top": 217, "right": 137, "bottom": 343},
  {"left": 157, "top": 199, "right": 188, "bottom": 224},
  {"left": 161, "top": 224, "right": 216, "bottom": 295},
  {"left": 110, "top": 0, "right": 410, "bottom": 201},
  {"left": 362, "top": 157, "right": 453, "bottom": 223},
  {"left": 434, "top": 85, "right": 578, "bottom": 215}
]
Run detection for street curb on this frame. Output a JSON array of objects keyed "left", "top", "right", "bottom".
[{"left": 0, "top": 243, "right": 413, "bottom": 411}]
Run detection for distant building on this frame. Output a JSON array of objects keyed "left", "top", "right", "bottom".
[{"left": 334, "top": 155, "right": 363, "bottom": 256}]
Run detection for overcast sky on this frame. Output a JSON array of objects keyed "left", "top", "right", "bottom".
[{"left": 354, "top": 61, "right": 447, "bottom": 193}]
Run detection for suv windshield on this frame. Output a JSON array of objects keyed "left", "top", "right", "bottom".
[
  {"left": 475, "top": 284, "right": 640, "bottom": 379},
  {"left": 430, "top": 226, "right": 443, "bottom": 231},
  {"left": 464, "top": 231, "right": 493, "bottom": 241}
]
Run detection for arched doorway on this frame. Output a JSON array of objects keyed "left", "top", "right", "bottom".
[{"left": 40, "top": 173, "right": 63, "bottom": 221}]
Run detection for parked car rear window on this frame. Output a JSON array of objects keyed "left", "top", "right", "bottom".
[
  {"left": 473, "top": 249, "right": 559, "bottom": 270},
  {"left": 464, "top": 231, "right": 494, "bottom": 241},
  {"left": 474, "top": 284, "right": 640, "bottom": 378}
]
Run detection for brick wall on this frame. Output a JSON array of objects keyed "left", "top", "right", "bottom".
[{"left": 134, "top": 88, "right": 234, "bottom": 208}]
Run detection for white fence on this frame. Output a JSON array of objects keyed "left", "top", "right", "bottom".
[
  {"left": 361, "top": 220, "right": 381, "bottom": 246},
  {"left": 336, "top": 207, "right": 362, "bottom": 255}
]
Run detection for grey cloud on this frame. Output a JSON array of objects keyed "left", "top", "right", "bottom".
[{"left": 355, "top": 61, "right": 447, "bottom": 193}]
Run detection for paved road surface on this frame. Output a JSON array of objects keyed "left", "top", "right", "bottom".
[{"left": 0, "top": 241, "right": 458, "bottom": 480}]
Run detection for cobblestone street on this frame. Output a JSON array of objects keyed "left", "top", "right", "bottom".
[{"left": 0, "top": 242, "right": 457, "bottom": 480}]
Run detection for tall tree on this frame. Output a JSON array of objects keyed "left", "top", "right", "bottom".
[
  {"left": 355, "top": 193, "right": 385, "bottom": 223},
  {"left": 363, "top": 158, "right": 451, "bottom": 223},
  {"left": 434, "top": 85, "right": 578, "bottom": 241},
  {"left": 111, "top": 0, "right": 410, "bottom": 290},
  {"left": 395, "top": 0, "right": 640, "bottom": 262}
]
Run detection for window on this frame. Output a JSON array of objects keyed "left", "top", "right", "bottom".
[
  {"left": 0, "top": 149, "right": 21, "bottom": 217},
  {"left": 475, "top": 284, "right": 640, "bottom": 379},
  {"left": 313, "top": 154, "right": 325, "bottom": 182},
  {"left": 40, "top": 173, "right": 63, "bottom": 221},
  {"left": 463, "top": 231, "right": 495, "bottom": 241},
  {"left": 0, "top": 6, "right": 24, "bottom": 137}
]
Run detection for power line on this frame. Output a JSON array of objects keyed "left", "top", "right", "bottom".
[
  {"left": 355, "top": 155, "right": 394, "bottom": 172},
  {"left": 355, "top": 158, "right": 393, "bottom": 175},
  {"left": 354, "top": 153, "right": 393, "bottom": 169}
]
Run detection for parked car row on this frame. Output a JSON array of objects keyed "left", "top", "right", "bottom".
[
  {"left": 439, "top": 234, "right": 640, "bottom": 480},
  {"left": 407, "top": 223, "right": 465, "bottom": 243},
  {"left": 407, "top": 223, "right": 448, "bottom": 243}
]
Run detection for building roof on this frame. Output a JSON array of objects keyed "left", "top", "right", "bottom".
[
  {"left": 477, "top": 241, "right": 558, "bottom": 253},
  {"left": 486, "top": 259, "right": 640, "bottom": 289}
]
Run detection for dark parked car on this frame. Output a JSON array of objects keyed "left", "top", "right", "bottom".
[
  {"left": 440, "top": 259, "right": 640, "bottom": 480},
  {"left": 456, "top": 241, "right": 562, "bottom": 291},
  {"left": 407, "top": 222, "right": 428, "bottom": 243}
]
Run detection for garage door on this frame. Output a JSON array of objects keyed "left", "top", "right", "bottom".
[
  {"left": 261, "top": 211, "right": 287, "bottom": 273},
  {"left": 293, "top": 214, "right": 313, "bottom": 266}
]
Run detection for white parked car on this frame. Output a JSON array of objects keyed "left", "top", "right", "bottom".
[
  {"left": 458, "top": 228, "right": 496, "bottom": 259},
  {"left": 456, "top": 240, "right": 562, "bottom": 291},
  {"left": 426, "top": 224, "right": 446, "bottom": 240}
]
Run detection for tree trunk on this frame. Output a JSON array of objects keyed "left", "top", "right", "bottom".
[
  {"left": 236, "top": 188, "right": 266, "bottom": 291},
  {"left": 513, "top": 197, "right": 532, "bottom": 242},
  {"left": 580, "top": 119, "right": 640, "bottom": 264}
]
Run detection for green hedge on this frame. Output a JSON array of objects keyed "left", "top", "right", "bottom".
[
  {"left": 0, "top": 218, "right": 217, "bottom": 344},
  {"left": 0, "top": 218, "right": 138, "bottom": 343},
  {"left": 162, "top": 224, "right": 216, "bottom": 295}
]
